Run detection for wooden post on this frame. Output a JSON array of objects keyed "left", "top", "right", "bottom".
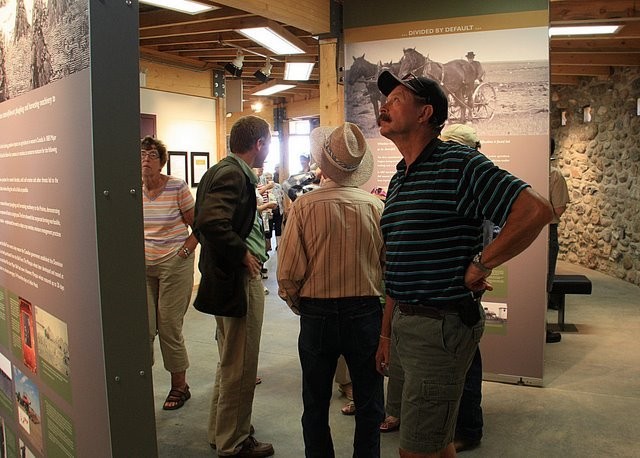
[{"left": 319, "top": 37, "right": 344, "bottom": 126}]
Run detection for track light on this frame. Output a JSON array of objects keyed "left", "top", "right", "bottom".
[
  {"left": 254, "top": 58, "right": 272, "bottom": 83},
  {"left": 225, "top": 52, "right": 244, "bottom": 77}
]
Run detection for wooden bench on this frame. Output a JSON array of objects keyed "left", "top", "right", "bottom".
[{"left": 549, "top": 274, "right": 592, "bottom": 331}]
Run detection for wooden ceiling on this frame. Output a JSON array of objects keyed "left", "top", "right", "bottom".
[{"left": 139, "top": 0, "right": 640, "bottom": 104}]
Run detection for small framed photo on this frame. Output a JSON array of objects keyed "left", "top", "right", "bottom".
[
  {"left": 167, "top": 151, "right": 188, "bottom": 183},
  {"left": 190, "top": 152, "right": 210, "bottom": 187}
]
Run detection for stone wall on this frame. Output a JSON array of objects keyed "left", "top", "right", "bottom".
[{"left": 551, "top": 67, "right": 640, "bottom": 286}]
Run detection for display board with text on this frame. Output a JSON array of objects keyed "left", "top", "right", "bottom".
[{"left": 0, "top": 0, "right": 156, "bottom": 456}]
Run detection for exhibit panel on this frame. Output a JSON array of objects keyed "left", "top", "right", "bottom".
[
  {"left": 344, "top": 0, "right": 550, "bottom": 385},
  {"left": 0, "top": 0, "right": 156, "bottom": 456}
]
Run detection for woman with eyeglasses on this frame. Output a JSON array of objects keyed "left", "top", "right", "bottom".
[{"left": 141, "top": 135, "right": 198, "bottom": 410}]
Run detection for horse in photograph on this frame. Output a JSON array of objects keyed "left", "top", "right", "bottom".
[
  {"left": 399, "top": 48, "right": 477, "bottom": 123},
  {"left": 348, "top": 54, "right": 399, "bottom": 123}
]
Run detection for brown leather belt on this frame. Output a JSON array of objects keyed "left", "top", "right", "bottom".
[{"left": 396, "top": 302, "right": 459, "bottom": 319}]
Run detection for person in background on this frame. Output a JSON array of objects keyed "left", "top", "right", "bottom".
[
  {"left": 141, "top": 135, "right": 198, "bottom": 411},
  {"left": 278, "top": 122, "right": 385, "bottom": 457},
  {"left": 441, "top": 124, "right": 486, "bottom": 452},
  {"left": 282, "top": 164, "right": 321, "bottom": 202},
  {"left": 194, "top": 115, "right": 274, "bottom": 457},
  {"left": 375, "top": 70, "right": 553, "bottom": 458},
  {"left": 465, "top": 51, "right": 485, "bottom": 84},
  {"left": 255, "top": 176, "right": 277, "bottom": 294},
  {"left": 546, "top": 138, "right": 570, "bottom": 344},
  {"left": 262, "top": 171, "right": 283, "bottom": 251},
  {"left": 299, "top": 153, "right": 311, "bottom": 173}
]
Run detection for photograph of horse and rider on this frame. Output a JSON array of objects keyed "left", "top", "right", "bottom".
[{"left": 345, "top": 27, "right": 550, "bottom": 139}]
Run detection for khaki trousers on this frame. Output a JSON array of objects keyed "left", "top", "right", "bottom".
[
  {"left": 146, "top": 252, "right": 194, "bottom": 372},
  {"left": 334, "top": 355, "right": 351, "bottom": 386},
  {"left": 208, "top": 275, "right": 264, "bottom": 454}
]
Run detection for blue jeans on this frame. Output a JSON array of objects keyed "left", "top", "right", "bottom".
[
  {"left": 298, "top": 297, "right": 384, "bottom": 458},
  {"left": 455, "top": 347, "right": 483, "bottom": 442}
]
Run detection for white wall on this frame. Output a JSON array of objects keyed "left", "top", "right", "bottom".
[
  {"left": 140, "top": 87, "right": 217, "bottom": 161},
  {"left": 140, "top": 88, "right": 217, "bottom": 285}
]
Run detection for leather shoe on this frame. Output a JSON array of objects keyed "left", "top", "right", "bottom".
[
  {"left": 210, "top": 426, "right": 256, "bottom": 450},
  {"left": 546, "top": 330, "right": 562, "bottom": 343},
  {"left": 233, "top": 436, "right": 274, "bottom": 457},
  {"left": 454, "top": 436, "right": 481, "bottom": 453}
]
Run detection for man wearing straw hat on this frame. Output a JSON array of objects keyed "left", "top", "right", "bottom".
[
  {"left": 375, "top": 70, "right": 553, "bottom": 458},
  {"left": 278, "top": 122, "right": 385, "bottom": 457}
]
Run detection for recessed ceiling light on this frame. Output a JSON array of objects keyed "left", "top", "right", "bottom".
[
  {"left": 237, "top": 22, "right": 306, "bottom": 55},
  {"left": 284, "top": 61, "right": 315, "bottom": 81},
  {"left": 549, "top": 25, "right": 622, "bottom": 37},
  {"left": 252, "top": 83, "right": 296, "bottom": 96},
  {"left": 139, "top": 0, "right": 217, "bottom": 15}
]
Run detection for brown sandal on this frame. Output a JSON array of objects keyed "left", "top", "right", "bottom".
[
  {"left": 379, "top": 415, "right": 400, "bottom": 432},
  {"left": 163, "top": 385, "right": 191, "bottom": 410},
  {"left": 340, "top": 400, "right": 356, "bottom": 415}
]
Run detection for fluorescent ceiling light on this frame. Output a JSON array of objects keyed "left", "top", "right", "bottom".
[
  {"left": 549, "top": 25, "right": 622, "bottom": 37},
  {"left": 284, "top": 61, "right": 315, "bottom": 81},
  {"left": 139, "top": 0, "right": 217, "bottom": 14},
  {"left": 252, "top": 83, "right": 296, "bottom": 96},
  {"left": 237, "top": 25, "right": 305, "bottom": 55}
]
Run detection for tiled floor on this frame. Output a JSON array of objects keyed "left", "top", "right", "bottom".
[{"left": 154, "top": 259, "right": 640, "bottom": 457}]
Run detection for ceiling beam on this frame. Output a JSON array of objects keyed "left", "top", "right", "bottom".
[
  {"left": 551, "top": 52, "right": 640, "bottom": 66},
  {"left": 551, "top": 74, "right": 580, "bottom": 85},
  {"left": 212, "top": 0, "right": 330, "bottom": 35},
  {"left": 550, "top": 0, "right": 639, "bottom": 22},
  {"left": 139, "top": 7, "right": 250, "bottom": 29},
  {"left": 550, "top": 64, "right": 612, "bottom": 76},
  {"left": 139, "top": 47, "right": 213, "bottom": 70},
  {"left": 139, "top": 16, "right": 272, "bottom": 39},
  {"left": 550, "top": 36, "right": 640, "bottom": 52}
]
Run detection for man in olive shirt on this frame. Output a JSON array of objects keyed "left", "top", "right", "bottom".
[{"left": 194, "top": 115, "right": 274, "bottom": 457}]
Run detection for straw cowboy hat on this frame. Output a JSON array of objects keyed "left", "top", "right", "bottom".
[{"left": 310, "top": 122, "right": 373, "bottom": 187}]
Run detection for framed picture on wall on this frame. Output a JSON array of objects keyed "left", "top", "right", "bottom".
[
  {"left": 167, "top": 151, "right": 188, "bottom": 183},
  {"left": 190, "top": 152, "right": 210, "bottom": 187}
]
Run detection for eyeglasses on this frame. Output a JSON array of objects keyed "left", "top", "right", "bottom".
[{"left": 141, "top": 149, "right": 160, "bottom": 159}]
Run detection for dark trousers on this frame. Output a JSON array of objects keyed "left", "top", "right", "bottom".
[
  {"left": 455, "top": 347, "right": 483, "bottom": 441},
  {"left": 548, "top": 224, "right": 559, "bottom": 293},
  {"left": 298, "top": 297, "right": 384, "bottom": 458}
]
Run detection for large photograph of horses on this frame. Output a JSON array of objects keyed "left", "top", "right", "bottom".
[
  {"left": 345, "top": 27, "right": 549, "bottom": 139},
  {"left": 0, "top": 0, "right": 90, "bottom": 102}
]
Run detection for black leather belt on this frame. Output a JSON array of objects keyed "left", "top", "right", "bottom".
[{"left": 396, "top": 302, "right": 459, "bottom": 319}]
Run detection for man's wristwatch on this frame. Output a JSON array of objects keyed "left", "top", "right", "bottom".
[{"left": 472, "top": 253, "right": 492, "bottom": 275}]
